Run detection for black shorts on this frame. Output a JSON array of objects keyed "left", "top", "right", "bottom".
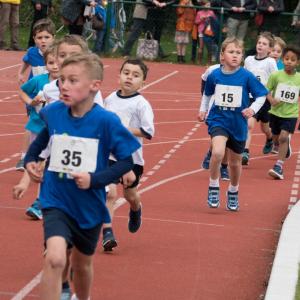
[
  {"left": 269, "top": 114, "right": 297, "bottom": 135},
  {"left": 42, "top": 208, "right": 102, "bottom": 256},
  {"left": 210, "top": 127, "right": 246, "bottom": 154},
  {"left": 250, "top": 98, "right": 270, "bottom": 123},
  {"left": 108, "top": 160, "right": 144, "bottom": 188}
]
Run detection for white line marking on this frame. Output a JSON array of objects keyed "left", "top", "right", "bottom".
[
  {"left": 0, "top": 158, "right": 10, "bottom": 163},
  {"left": 0, "top": 167, "right": 15, "bottom": 174},
  {"left": 0, "top": 114, "right": 25, "bottom": 117},
  {"left": 0, "top": 133, "right": 24, "bottom": 137},
  {"left": 0, "top": 63, "right": 21, "bottom": 71},
  {"left": 290, "top": 197, "right": 298, "bottom": 203},
  {"left": 139, "top": 71, "right": 178, "bottom": 91},
  {"left": 11, "top": 272, "right": 42, "bottom": 300}
]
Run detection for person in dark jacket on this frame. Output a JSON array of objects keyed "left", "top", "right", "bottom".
[
  {"left": 257, "top": 0, "right": 284, "bottom": 36},
  {"left": 27, "top": 0, "right": 52, "bottom": 47},
  {"left": 222, "top": 0, "right": 256, "bottom": 41}
]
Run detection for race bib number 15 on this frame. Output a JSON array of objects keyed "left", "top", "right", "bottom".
[
  {"left": 48, "top": 134, "right": 99, "bottom": 173},
  {"left": 214, "top": 84, "right": 243, "bottom": 108}
]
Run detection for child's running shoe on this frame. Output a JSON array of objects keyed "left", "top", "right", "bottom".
[
  {"left": 271, "top": 144, "right": 279, "bottom": 154},
  {"left": 15, "top": 157, "right": 25, "bottom": 171},
  {"left": 60, "top": 286, "right": 71, "bottom": 300},
  {"left": 102, "top": 229, "right": 118, "bottom": 251},
  {"left": 268, "top": 164, "right": 284, "bottom": 180},
  {"left": 128, "top": 204, "right": 142, "bottom": 233},
  {"left": 207, "top": 187, "right": 220, "bottom": 208},
  {"left": 25, "top": 199, "right": 43, "bottom": 220},
  {"left": 263, "top": 139, "right": 273, "bottom": 154},
  {"left": 226, "top": 191, "right": 239, "bottom": 211},
  {"left": 220, "top": 166, "right": 229, "bottom": 181},
  {"left": 286, "top": 135, "right": 292, "bottom": 159},
  {"left": 241, "top": 151, "right": 249, "bottom": 165},
  {"left": 201, "top": 150, "right": 211, "bottom": 169}
]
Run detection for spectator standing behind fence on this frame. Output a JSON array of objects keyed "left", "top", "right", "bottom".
[
  {"left": 222, "top": 0, "right": 256, "bottom": 41},
  {"left": 257, "top": 0, "right": 284, "bottom": 36},
  {"left": 195, "top": 0, "right": 218, "bottom": 65},
  {"left": 0, "top": 0, "right": 22, "bottom": 50},
  {"left": 61, "top": 0, "right": 96, "bottom": 35},
  {"left": 122, "top": 0, "right": 167, "bottom": 58},
  {"left": 175, "top": 0, "right": 196, "bottom": 63},
  {"left": 292, "top": 0, "right": 300, "bottom": 47},
  {"left": 27, "top": 0, "right": 52, "bottom": 47}
]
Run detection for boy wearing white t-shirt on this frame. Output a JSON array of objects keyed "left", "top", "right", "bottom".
[
  {"left": 102, "top": 59, "right": 155, "bottom": 251},
  {"left": 242, "top": 31, "right": 278, "bottom": 165}
]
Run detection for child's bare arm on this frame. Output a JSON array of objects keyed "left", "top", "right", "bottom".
[
  {"left": 18, "top": 62, "right": 30, "bottom": 85},
  {"left": 267, "top": 92, "right": 280, "bottom": 106},
  {"left": 13, "top": 170, "right": 31, "bottom": 200},
  {"left": 19, "top": 90, "right": 33, "bottom": 105}
]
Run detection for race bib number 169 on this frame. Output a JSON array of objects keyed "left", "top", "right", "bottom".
[{"left": 48, "top": 134, "right": 99, "bottom": 173}]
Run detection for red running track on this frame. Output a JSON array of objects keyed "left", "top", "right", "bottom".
[{"left": 0, "top": 51, "right": 299, "bottom": 300}]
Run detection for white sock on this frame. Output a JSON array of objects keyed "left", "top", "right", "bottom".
[
  {"left": 71, "top": 295, "right": 90, "bottom": 300},
  {"left": 228, "top": 184, "right": 239, "bottom": 193},
  {"left": 209, "top": 177, "right": 219, "bottom": 188}
]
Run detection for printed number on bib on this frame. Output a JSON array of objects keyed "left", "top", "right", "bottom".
[
  {"left": 274, "top": 83, "right": 299, "bottom": 104},
  {"left": 214, "top": 84, "right": 242, "bottom": 108},
  {"left": 252, "top": 69, "right": 268, "bottom": 85},
  {"left": 48, "top": 135, "right": 99, "bottom": 173}
]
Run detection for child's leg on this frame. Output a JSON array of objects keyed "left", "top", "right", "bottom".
[
  {"left": 220, "top": 149, "right": 230, "bottom": 181},
  {"left": 277, "top": 130, "right": 289, "bottom": 162},
  {"left": 210, "top": 136, "right": 227, "bottom": 180},
  {"left": 228, "top": 150, "right": 242, "bottom": 187},
  {"left": 124, "top": 186, "right": 141, "bottom": 211},
  {"left": 260, "top": 121, "right": 273, "bottom": 154},
  {"left": 16, "top": 130, "right": 30, "bottom": 170},
  {"left": 242, "top": 116, "right": 255, "bottom": 165},
  {"left": 71, "top": 247, "right": 93, "bottom": 300},
  {"left": 41, "top": 237, "right": 68, "bottom": 300}
]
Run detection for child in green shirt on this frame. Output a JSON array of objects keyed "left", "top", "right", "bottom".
[{"left": 267, "top": 45, "right": 300, "bottom": 180}]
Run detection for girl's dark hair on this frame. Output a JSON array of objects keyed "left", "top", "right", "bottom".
[
  {"left": 120, "top": 59, "right": 149, "bottom": 80},
  {"left": 282, "top": 45, "right": 300, "bottom": 60}
]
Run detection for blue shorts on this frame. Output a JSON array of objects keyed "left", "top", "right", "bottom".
[
  {"left": 269, "top": 114, "right": 297, "bottom": 135},
  {"left": 42, "top": 208, "right": 102, "bottom": 256},
  {"left": 210, "top": 126, "right": 245, "bottom": 154}
]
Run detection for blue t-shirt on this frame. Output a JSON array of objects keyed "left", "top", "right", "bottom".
[
  {"left": 21, "top": 73, "right": 49, "bottom": 134},
  {"left": 205, "top": 67, "right": 268, "bottom": 141},
  {"left": 39, "top": 101, "right": 140, "bottom": 229},
  {"left": 277, "top": 59, "right": 284, "bottom": 70},
  {"left": 23, "top": 47, "right": 46, "bottom": 80}
]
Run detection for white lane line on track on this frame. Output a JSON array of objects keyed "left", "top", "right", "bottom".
[
  {"left": 139, "top": 71, "right": 178, "bottom": 91},
  {"left": 0, "top": 133, "right": 24, "bottom": 137},
  {"left": 0, "top": 114, "right": 25, "bottom": 117},
  {"left": 11, "top": 272, "right": 42, "bottom": 300},
  {"left": 0, "top": 63, "right": 21, "bottom": 71}
]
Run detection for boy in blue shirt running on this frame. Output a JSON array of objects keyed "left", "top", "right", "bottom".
[
  {"left": 24, "top": 53, "right": 140, "bottom": 300},
  {"left": 199, "top": 37, "right": 268, "bottom": 211}
]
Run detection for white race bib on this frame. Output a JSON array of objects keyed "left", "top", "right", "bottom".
[
  {"left": 32, "top": 66, "right": 47, "bottom": 76},
  {"left": 214, "top": 84, "right": 243, "bottom": 108},
  {"left": 48, "top": 134, "right": 99, "bottom": 173},
  {"left": 274, "top": 83, "right": 299, "bottom": 104}
]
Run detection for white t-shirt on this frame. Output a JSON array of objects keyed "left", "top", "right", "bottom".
[
  {"left": 244, "top": 56, "right": 278, "bottom": 86},
  {"left": 104, "top": 90, "right": 155, "bottom": 166}
]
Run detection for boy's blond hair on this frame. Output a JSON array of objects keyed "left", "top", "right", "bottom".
[
  {"left": 32, "top": 18, "right": 56, "bottom": 37},
  {"left": 273, "top": 36, "right": 286, "bottom": 50},
  {"left": 257, "top": 31, "right": 275, "bottom": 48},
  {"left": 61, "top": 53, "right": 104, "bottom": 81},
  {"left": 221, "top": 37, "right": 244, "bottom": 53},
  {"left": 43, "top": 44, "right": 57, "bottom": 63},
  {"left": 56, "top": 34, "right": 89, "bottom": 55}
]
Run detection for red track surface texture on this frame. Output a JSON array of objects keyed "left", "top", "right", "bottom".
[{"left": 0, "top": 51, "right": 299, "bottom": 300}]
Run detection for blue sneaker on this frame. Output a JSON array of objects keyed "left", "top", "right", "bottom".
[
  {"left": 268, "top": 164, "right": 284, "bottom": 180},
  {"left": 207, "top": 187, "right": 220, "bottom": 208},
  {"left": 220, "top": 166, "right": 230, "bottom": 181},
  {"left": 60, "top": 286, "right": 71, "bottom": 300},
  {"left": 26, "top": 199, "right": 43, "bottom": 220},
  {"left": 128, "top": 204, "right": 142, "bottom": 233},
  {"left": 102, "top": 229, "right": 118, "bottom": 251},
  {"left": 241, "top": 151, "right": 249, "bottom": 165},
  {"left": 263, "top": 139, "right": 273, "bottom": 154},
  {"left": 202, "top": 150, "right": 211, "bottom": 169},
  {"left": 226, "top": 191, "right": 239, "bottom": 211}
]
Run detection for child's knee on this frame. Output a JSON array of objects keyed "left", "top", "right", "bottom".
[
  {"left": 278, "top": 135, "right": 288, "bottom": 145},
  {"left": 211, "top": 150, "right": 224, "bottom": 162},
  {"left": 45, "top": 252, "right": 66, "bottom": 271}
]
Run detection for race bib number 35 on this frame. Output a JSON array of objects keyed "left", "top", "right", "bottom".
[
  {"left": 48, "top": 135, "right": 99, "bottom": 173},
  {"left": 274, "top": 83, "right": 299, "bottom": 104},
  {"left": 214, "top": 84, "right": 243, "bottom": 108}
]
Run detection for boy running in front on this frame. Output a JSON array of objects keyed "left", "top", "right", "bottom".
[
  {"left": 24, "top": 53, "right": 140, "bottom": 300},
  {"left": 199, "top": 37, "right": 268, "bottom": 211},
  {"left": 101, "top": 59, "right": 154, "bottom": 251},
  {"left": 267, "top": 46, "right": 300, "bottom": 180}
]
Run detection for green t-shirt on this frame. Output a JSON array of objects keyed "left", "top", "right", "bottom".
[{"left": 267, "top": 70, "right": 300, "bottom": 118}]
